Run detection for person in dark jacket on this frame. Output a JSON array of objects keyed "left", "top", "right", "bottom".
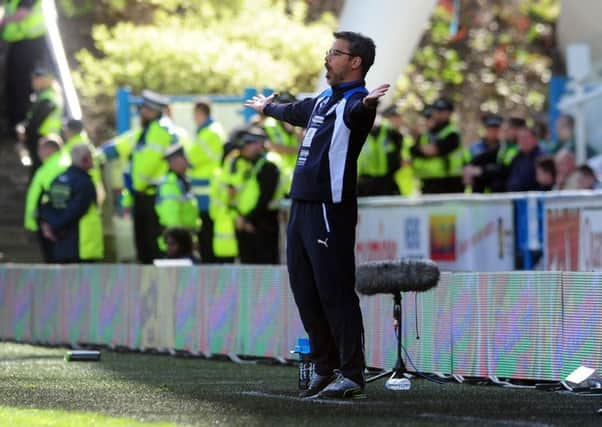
[
  {"left": 39, "top": 144, "right": 103, "bottom": 263},
  {"left": 505, "top": 126, "right": 543, "bottom": 192},
  {"left": 245, "top": 31, "right": 389, "bottom": 399}
]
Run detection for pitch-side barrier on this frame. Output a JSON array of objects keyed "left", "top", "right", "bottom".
[
  {"left": 326, "top": 189, "right": 602, "bottom": 271},
  {"left": 1, "top": 264, "right": 600, "bottom": 381}
]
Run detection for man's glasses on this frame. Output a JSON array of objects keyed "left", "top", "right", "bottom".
[{"left": 325, "top": 48, "right": 355, "bottom": 58}]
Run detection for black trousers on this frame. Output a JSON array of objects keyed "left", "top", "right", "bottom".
[
  {"left": 357, "top": 175, "right": 399, "bottom": 196},
  {"left": 37, "top": 230, "right": 54, "bottom": 263},
  {"left": 287, "top": 199, "right": 365, "bottom": 386},
  {"left": 421, "top": 176, "right": 464, "bottom": 194},
  {"left": 236, "top": 211, "right": 279, "bottom": 265},
  {"left": 133, "top": 192, "right": 161, "bottom": 264},
  {"left": 198, "top": 211, "right": 216, "bottom": 263},
  {"left": 5, "top": 37, "right": 48, "bottom": 133}
]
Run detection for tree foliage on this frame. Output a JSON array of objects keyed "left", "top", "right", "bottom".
[
  {"left": 68, "top": 0, "right": 334, "bottom": 139},
  {"left": 394, "top": 0, "right": 559, "bottom": 139}
]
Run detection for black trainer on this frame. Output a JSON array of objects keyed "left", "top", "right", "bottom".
[
  {"left": 318, "top": 373, "right": 365, "bottom": 399},
  {"left": 299, "top": 373, "right": 336, "bottom": 398}
]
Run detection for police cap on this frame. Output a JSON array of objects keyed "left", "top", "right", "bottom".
[
  {"left": 240, "top": 126, "right": 267, "bottom": 144},
  {"left": 482, "top": 114, "right": 503, "bottom": 128},
  {"left": 65, "top": 118, "right": 84, "bottom": 134},
  {"left": 141, "top": 90, "right": 169, "bottom": 112},
  {"left": 31, "top": 65, "right": 53, "bottom": 78},
  {"left": 433, "top": 97, "right": 454, "bottom": 111}
]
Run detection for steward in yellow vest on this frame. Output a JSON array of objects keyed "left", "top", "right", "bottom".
[
  {"left": 97, "top": 90, "right": 179, "bottom": 263},
  {"left": 233, "top": 127, "right": 283, "bottom": 264},
  {"left": 411, "top": 98, "right": 464, "bottom": 194},
  {"left": 155, "top": 144, "right": 199, "bottom": 254},
  {"left": 38, "top": 144, "right": 104, "bottom": 263},
  {"left": 1, "top": 0, "right": 47, "bottom": 132},
  {"left": 184, "top": 100, "right": 226, "bottom": 262},
  {"left": 209, "top": 148, "right": 245, "bottom": 263},
  {"left": 357, "top": 106, "right": 403, "bottom": 196},
  {"left": 17, "top": 67, "right": 63, "bottom": 174},
  {"left": 24, "top": 136, "right": 68, "bottom": 261}
]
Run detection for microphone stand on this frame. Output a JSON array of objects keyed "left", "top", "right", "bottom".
[{"left": 366, "top": 291, "right": 409, "bottom": 384}]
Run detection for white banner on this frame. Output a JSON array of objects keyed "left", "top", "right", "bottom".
[
  {"left": 355, "top": 200, "right": 514, "bottom": 271},
  {"left": 356, "top": 206, "right": 429, "bottom": 263}
]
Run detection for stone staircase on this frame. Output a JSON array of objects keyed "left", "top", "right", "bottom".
[{"left": 0, "top": 139, "right": 43, "bottom": 263}]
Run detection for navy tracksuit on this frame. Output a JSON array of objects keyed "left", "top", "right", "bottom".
[{"left": 265, "top": 80, "right": 376, "bottom": 385}]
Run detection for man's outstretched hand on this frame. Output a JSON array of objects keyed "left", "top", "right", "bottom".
[
  {"left": 363, "top": 83, "right": 391, "bottom": 109},
  {"left": 244, "top": 93, "right": 278, "bottom": 114}
]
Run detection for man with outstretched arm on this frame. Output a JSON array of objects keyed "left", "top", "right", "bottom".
[{"left": 245, "top": 31, "right": 389, "bottom": 399}]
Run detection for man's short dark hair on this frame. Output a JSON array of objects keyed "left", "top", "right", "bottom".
[
  {"left": 333, "top": 31, "right": 376, "bottom": 77},
  {"left": 577, "top": 164, "right": 596, "bottom": 180},
  {"left": 163, "top": 227, "right": 194, "bottom": 257},
  {"left": 558, "top": 114, "right": 574, "bottom": 128},
  {"left": 194, "top": 100, "right": 211, "bottom": 117},
  {"left": 508, "top": 117, "right": 527, "bottom": 129},
  {"left": 536, "top": 155, "right": 556, "bottom": 181}
]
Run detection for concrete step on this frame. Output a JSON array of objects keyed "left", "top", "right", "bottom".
[{"left": 0, "top": 137, "right": 38, "bottom": 262}]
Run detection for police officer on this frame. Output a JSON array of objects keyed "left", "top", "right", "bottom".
[
  {"left": 24, "top": 135, "right": 67, "bottom": 261},
  {"left": 412, "top": 97, "right": 464, "bottom": 194},
  {"left": 16, "top": 67, "right": 63, "bottom": 173},
  {"left": 463, "top": 114, "right": 502, "bottom": 193},
  {"left": 185, "top": 100, "right": 226, "bottom": 262},
  {"left": 357, "top": 105, "right": 403, "bottom": 196},
  {"left": 39, "top": 144, "right": 104, "bottom": 263},
  {"left": 155, "top": 144, "right": 199, "bottom": 255},
  {"left": 245, "top": 31, "right": 389, "bottom": 399},
  {"left": 98, "top": 90, "right": 179, "bottom": 263},
  {"left": 464, "top": 117, "right": 525, "bottom": 193},
  {"left": 1, "top": 0, "right": 48, "bottom": 134},
  {"left": 233, "top": 127, "right": 282, "bottom": 265},
  {"left": 468, "top": 114, "right": 503, "bottom": 159}
]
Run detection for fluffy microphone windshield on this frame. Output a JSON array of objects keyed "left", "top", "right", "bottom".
[{"left": 356, "top": 259, "right": 440, "bottom": 295}]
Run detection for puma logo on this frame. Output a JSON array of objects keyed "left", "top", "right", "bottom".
[{"left": 317, "top": 238, "right": 329, "bottom": 248}]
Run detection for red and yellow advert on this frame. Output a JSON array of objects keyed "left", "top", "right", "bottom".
[{"left": 430, "top": 214, "right": 456, "bottom": 262}]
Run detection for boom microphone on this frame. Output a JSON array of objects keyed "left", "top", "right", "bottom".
[{"left": 356, "top": 259, "right": 440, "bottom": 295}]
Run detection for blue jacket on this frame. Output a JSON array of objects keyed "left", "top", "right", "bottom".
[
  {"left": 40, "top": 166, "right": 98, "bottom": 262},
  {"left": 505, "top": 146, "right": 543, "bottom": 192},
  {"left": 264, "top": 80, "right": 376, "bottom": 203}
]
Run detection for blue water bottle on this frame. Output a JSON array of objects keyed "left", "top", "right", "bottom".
[{"left": 292, "top": 337, "right": 314, "bottom": 390}]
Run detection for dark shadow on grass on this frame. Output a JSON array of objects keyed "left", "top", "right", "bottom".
[{"left": 2, "top": 343, "right": 602, "bottom": 427}]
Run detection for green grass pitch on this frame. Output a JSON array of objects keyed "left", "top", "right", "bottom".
[{"left": 0, "top": 342, "right": 600, "bottom": 426}]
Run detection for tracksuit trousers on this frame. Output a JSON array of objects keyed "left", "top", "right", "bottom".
[{"left": 287, "top": 199, "right": 365, "bottom": 386}]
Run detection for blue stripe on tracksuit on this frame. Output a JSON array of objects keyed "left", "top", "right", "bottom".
[{"left": 264, "top": 80, "right": 376, "bottom": 386}]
